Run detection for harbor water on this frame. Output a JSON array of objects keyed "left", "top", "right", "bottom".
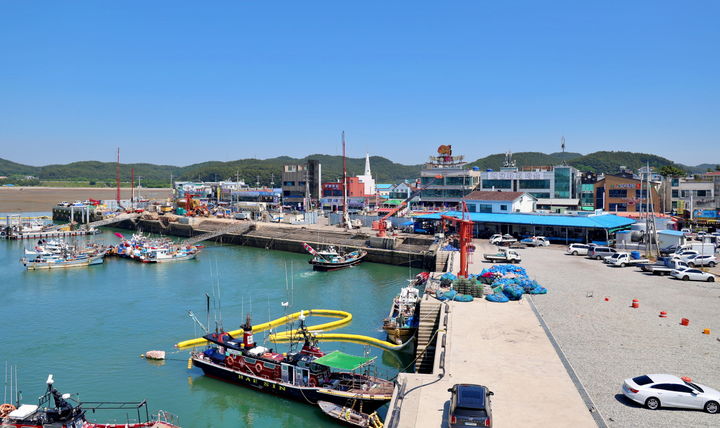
[{"left": 1, "top": 221, "right": 418, "bottom": 427}]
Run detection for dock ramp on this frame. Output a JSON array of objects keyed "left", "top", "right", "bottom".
[{"left": 183, "top": 222, "right": 255, "bottom": 246}]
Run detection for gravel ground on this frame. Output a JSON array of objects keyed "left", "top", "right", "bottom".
[{"left": 512, "top": 244, "right": 720, "bottom": 427}]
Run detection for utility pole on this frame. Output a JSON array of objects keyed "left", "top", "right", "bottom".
[{"left": 116, "top": 148, "right": 121, "bottom": 205}]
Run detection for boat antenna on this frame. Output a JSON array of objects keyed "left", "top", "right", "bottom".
[
  {"left": 3, "top": 361, "right": 7, "bottom": 404},
  {"left": 205, "top": 293, "right": 211, "bottom": 335},
  {"left": 215, "top": 257, "right": 223, "bottom": 331}
]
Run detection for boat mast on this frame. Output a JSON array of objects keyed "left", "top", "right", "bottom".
[{"left": 342, "top": 132, "right": 350, "bottom": 229}]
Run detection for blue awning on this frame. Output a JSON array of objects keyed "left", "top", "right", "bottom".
[
  {"left": 415, "top": 211, "right": 634, "bottom": 230},
  {"left": 658, "top": 229, "right": 684, "bottom": 236}
]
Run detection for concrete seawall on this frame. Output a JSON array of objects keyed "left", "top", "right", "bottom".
[{"left": 112, "top": 218, "right": 438, "bottom": 269}]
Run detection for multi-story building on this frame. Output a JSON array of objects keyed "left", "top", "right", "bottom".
[
  {"left": 704, "top": 172, "right": 720, "bottom": 210},
  {"left": 579, "top": 172, "right": 598, "bottom": 211},
  {"left": 479, "top": 164, "right": 580, "bottom": 200},
  {"left": 388, "top": 182, "right": 413, "bottom": 200},
  {"left": 281, "top": 160, "right": 321, "bottom": 210},
  {"left": 594, "top": 175, "right": 660, "bottom": 213},
  {"left": 665, "top": 176, "right": 715, "bottom": 215},
  {"left": 416, "top": 145, "right": 480, "bottom": 210}
]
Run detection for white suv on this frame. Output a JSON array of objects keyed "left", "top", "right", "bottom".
[{"left": 566, "top": 244, "right": 591, "bottom": 256}]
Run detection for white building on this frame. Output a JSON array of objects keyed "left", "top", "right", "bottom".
[
  {"left": 356, "top": 153, "right": 376, "bottom": 196},
  {"left": 462, "top": 191, "right": 536, "bottom": 214}
]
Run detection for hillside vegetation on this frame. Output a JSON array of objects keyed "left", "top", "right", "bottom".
[{"left": 1, "top": 150, "right": 714, "bottom": 187}]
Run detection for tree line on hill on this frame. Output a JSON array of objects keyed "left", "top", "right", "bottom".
[{"left": 1, "top": 151, "right": 718, "bottom": 188}]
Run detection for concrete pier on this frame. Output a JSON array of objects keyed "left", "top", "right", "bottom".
[
  {"left": 111, "top": 216, "right": 439, "bottom": 269},
  {"left": 385, "top": 241, "right": 600, "bottom": 428}
]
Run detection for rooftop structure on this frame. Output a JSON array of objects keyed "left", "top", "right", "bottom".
[{"left": 416, "top": 145, "right": 481, "bottom": 210}]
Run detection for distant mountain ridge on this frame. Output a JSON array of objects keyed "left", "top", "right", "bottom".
[{"left": 1, "top": 151, "right": 717, "bottom": 187}]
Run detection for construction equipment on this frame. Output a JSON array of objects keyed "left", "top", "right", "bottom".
[
  {"left": 441, "top": 202, "right": 474, "bottom": 277},
  {"left": 372, "top": 175, "right": 443, "bottom": 237}
]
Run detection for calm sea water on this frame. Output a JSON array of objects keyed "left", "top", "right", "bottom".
[{"left": 0, "top": 216, "right": 417, "bottom": 427}]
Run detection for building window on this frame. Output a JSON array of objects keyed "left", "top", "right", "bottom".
[
  {"left": 518, "top": 179, "right": 551, "bottom": 189},
  {"left": 609, "top": 189, "right": 627, "bottom": 198},
  {"left": 478, "top": 204, "right": 492, "bottom": 213},
  {"left": 467, "top": 204, "right": 477, "bottom": 212},
  {"left": 636, "top": 189, "right": 648, "bottom": 198},
  {"left": 697, "top": 190, "right": 707, "bottom": 197},
  {"left": 553, "top": 167, "right": 571, "bottom": 198},
  {"left": 595, "top": 187, "right": 605, "bottom": 208},
  {"left": 530, "top": 192, "right": 551, "bottom": 198},
  {"left": 671, "top": 178, "right": 679, "bottom": 187},
  {"left": 482, "top": 179, "right": 512, "bottom": 189},
  {"left": 671, "top": 190, "right": 679, "bottom": 198},
  {"left": 609, "top": 203, "right": 627, "bottom": 211},
  {"left": 672, "top": 201, "right": 677, "bottom": 208},
  {"left": 500, "top": 204, "right": 508, "bottom": 211},
  {"left": 282, "top": 181, "right": 295, "bottom": 186},
  {"left": 445, "top": 177, "right": 467, "bottom": 186}
]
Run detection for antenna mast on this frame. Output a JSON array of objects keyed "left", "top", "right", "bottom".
[
  {"left": 116, "top": 148, "right": 121, "bottom": 204},
  {"left": 342, "top": 132, "right": 350, "bottom": 229}
]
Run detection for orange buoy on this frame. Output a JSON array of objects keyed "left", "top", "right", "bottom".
[
  {"left": 703, "top": 328, "right": 711, "bottom": 335},
  {"left": 631, "top": 299, "right": 639, "bottom": 309},
  {"left": 680, "top": 318, "right": 690, "bottom": 326},
  {"left": 659, "top": 311, "right": 668, "bottom": 318}
]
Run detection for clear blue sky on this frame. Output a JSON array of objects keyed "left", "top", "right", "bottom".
[{"left": 1, "top": 1, "right": 718, "bottom": 167}]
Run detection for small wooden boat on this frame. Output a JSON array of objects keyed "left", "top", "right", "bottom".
[
  {"left": 303, "top": 243, "right": 367, "bottom": 271},
  {"left": 317, "top": 401, "right": 384, "bottom": 427}
]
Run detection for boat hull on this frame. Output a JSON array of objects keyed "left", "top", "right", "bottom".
[
  {"left": 192, "top": 357, "right": 390, "bottom": 411},
  {"left": 383, "top": 326, "right": 416, "bottom": 345},
  {"left": 23, "top": 256, "right": 104, "bottom": 270},
  {"left": 310, "top": 255, "right": 366, "bottom": 271}
]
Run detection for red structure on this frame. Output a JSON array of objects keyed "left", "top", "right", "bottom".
[{"left": 441, "top": 202, "right": 474, "bottom": 278}]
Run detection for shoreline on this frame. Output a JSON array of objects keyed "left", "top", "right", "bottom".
[{"left": 0, "top": 187, "right": 173, "bottom": 212}]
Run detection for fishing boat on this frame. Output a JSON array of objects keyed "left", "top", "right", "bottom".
[
  {"left": 382, "top": 272, "right": 428, "bottom": 345},
  {"left": 317, "top": 401, "right": 384, "bottom": 427},
  {"left": 140, "top": 246, "right": 199, "bottom": 263},
  {"left": 303, "top": 243, "right": 367, "bottom": 271},
  {"left": 21, "top": 246, "right": 107, "bottom": 270},
  {"left": 190, "top": 315, "right": 395, "bottom": 411},
  {"left": 0, "top": 374, "right": 180, "bottom": 428}
]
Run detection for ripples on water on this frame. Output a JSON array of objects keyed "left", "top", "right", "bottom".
[{"left": 0, "top": 225, "right": 419, "bottom": 427}]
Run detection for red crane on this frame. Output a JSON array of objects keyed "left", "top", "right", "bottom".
[
  {"left": 373, "top": 175, "right": 443, "bottom": 238},
  {"left": 440, "top": 201, "right": 474, "bottom": 278}
]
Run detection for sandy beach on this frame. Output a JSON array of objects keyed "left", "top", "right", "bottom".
[{"left": 0, "top": 187, "right": 173, "bottom": 212}]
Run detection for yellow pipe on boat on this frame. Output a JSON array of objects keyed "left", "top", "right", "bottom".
[
  {"left": 176, "top": 308, "right": 407, "bottom": 351},
  {"left": 176, "top": 309, "right": 352, "bottom": 349}
]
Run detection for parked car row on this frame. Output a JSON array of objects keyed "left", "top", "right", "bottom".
[{"left": 565, "top": 243, "right": 717, "bottom": 282}]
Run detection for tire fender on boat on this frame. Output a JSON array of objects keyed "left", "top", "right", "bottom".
[
  {"left": 255, "top": 362, "right": 263, "bottom": 373},
  {"left": 309, "top": 378, "right": 317, "bottom": 387}
]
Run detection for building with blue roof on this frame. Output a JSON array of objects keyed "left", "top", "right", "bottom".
[{"left": 414, "top": 211, "right": 635, "bottom": 244}]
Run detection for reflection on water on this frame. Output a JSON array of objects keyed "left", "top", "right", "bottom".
[{"left": 1, "top": 226, "right": 419, "bottom": 428}]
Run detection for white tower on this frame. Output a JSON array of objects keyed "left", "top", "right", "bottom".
[{"left": 357, "top": 153, "right": 376, "bottom": 195}]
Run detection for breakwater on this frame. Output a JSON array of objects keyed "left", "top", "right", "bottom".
[{"left": 112, "top": 217, "right": 438, "bottom": 269}]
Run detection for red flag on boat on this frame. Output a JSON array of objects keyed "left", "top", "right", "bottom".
[
  {"left": 302, "top": 242, "right": 318, "bottom": 256},
  {"left": 114, "top": 232, "right": 124, "bottom": 239}
]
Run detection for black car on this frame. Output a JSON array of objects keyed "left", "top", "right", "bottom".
[{"left": 448, "top": 384, "right": 494, "bottom": 427}]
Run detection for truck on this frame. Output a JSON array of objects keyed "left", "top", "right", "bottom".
[
  {"left": 483, "top": 249, "right": 522, "bottom": 263},
  {"left": 639, "top": 258, "right": 689, "bottom": 276},
  {"left": 607, "top": 252, "right": 650, "bottom": 267},
  {"left": 677, "top": 242, "right": 717, "bottom": 256}
]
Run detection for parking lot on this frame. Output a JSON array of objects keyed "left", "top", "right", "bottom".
[{"left": 518, "top": 244, "right": 720, "bottom": 427}]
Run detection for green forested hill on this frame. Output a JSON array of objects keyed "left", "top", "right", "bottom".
[{"left": 0, "top": 149, "right": 713, "bottom": 187}]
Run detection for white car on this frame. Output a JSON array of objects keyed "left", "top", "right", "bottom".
[
  {"left": 604, "top": 253, "right": 624, "bottom": 264},
  {"left": 673, "top": 250, "right": 700, "bottom": 262},
  {"left": 622, "top": 374, "right": 720, "bottom": 413},
  {"left": 671, "top": 268, "right": 715, "bottom": 282},
  {"left": 687, "top": 255, "right": 717, "bottom": 267},
  {"left": 566, "top": 243, "right": 591, "bottom": 256}
]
